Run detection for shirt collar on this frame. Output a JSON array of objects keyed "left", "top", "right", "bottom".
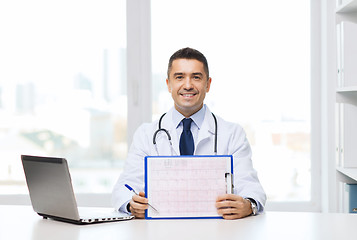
[{"left": 172, "top": 104, "right": 206, "bottom": 129}]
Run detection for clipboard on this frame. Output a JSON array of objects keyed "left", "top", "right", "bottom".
[{"left": 144, "top": 155, "right": 233, "bottom": 219}]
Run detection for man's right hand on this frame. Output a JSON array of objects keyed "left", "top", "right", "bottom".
[{"left": 129, "top": 191, "right": 148, "bottom": 219}]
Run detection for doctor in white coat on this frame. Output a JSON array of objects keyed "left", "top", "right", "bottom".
[{"left": 112, "top": 47, "right": 266, "bottom": 219}]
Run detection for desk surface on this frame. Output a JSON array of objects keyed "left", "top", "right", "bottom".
[{"left": 1, "top": 205, "right": 357, "bottom": 240}]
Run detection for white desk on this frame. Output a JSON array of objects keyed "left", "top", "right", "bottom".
[{"left": 1, "top": 205, "right": 357, "bottom": 240}]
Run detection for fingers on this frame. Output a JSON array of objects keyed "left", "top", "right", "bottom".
[
  {"left": 216, "top": 205, "right": 244, "bottom": 219},
  {"left": 216, "top": 194, "right": 241, "bottom": 202},
  {"left": 215, "top": 194, "right": 243, "bottom": 209},
  {"left": 133, "top": 191, "right": 148, "bottom": 204},
  {"left": 130, "top": 191, "right": 149, "bottom": 219},
  {"left": 215, "top": 194, "right": 252, "bottom": 219}
]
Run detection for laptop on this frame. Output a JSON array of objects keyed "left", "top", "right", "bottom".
[{"left": 21, "top": 155, "right": 134, "bottom": 224}]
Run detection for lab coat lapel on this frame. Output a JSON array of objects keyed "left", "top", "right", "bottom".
[
  {"left": 164, "top": 109, "right": 180, "bottom": 156},
  {"left": 195, "top": 108, "right": 215, "bottom": 153},
  {"left": 170, "top": 126, "right": 180, "bottom": 156}
]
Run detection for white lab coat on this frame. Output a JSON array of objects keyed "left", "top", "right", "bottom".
[{"left": 112, "top": 106, "right": 266, "bottom": 212}]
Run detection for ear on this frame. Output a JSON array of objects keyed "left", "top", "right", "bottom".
[
  {"left": 166, "top": 78, "right": 171, "bottom": 93},
  {"left": 206, "top": 77, "right": 212, "bottom": 93}
]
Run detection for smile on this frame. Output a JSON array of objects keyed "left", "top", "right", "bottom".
[{"left": 181, "top": 93, "right": 196, "bottom": 97}]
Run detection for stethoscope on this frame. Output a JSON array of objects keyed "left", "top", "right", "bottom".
[{"left": 153, "top": 112, "right": 218, "bottom": 154}]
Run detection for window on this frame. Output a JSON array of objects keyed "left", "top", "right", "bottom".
[
  {"left": 151, "top": 0, "right": 313, "bottom": 207},
  {"left": 1, "top": 0, "right": 318, "bottom": 210},
  {"left": 0, "top": 0, "right": 127, "bottom": 194}
]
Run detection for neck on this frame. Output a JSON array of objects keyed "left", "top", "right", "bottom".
[{"left": 174, "top": 104, "right": 203, "bottom": 118}]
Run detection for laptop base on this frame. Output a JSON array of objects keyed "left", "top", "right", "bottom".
[{"left": 38, "top": 212, "right": 133, "bottom": 225}]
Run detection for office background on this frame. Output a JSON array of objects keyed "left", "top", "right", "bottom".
[{"left": 0, "top": 0, "right": 338, "bottom": 213}]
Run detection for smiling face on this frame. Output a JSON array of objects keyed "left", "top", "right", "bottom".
[{"left": 166, "top": 58, "right": 212, "bottom": 117}]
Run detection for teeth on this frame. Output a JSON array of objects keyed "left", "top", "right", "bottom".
[{"left": 182, "top": 94, "right": 194, "bottom": 97}]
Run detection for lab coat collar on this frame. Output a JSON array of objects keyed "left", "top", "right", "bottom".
[{"left": 172, "top": 105, "right": 206, "bottom": 130}]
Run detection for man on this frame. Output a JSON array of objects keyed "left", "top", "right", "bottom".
[{"left": 112, "top": 47, "right": 266, "bottom": 219}]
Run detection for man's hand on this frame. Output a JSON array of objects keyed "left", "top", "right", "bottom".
[
  {"left": 215, "top": 194, "right": 253, "bottom": 220},
  {"left": 129, "top": 191, "right": 148, "bottom": 219}
]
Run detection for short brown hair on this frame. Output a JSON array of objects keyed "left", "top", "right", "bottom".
[{"left": 167, "top": 47, "right": 209, "bottom": 79}]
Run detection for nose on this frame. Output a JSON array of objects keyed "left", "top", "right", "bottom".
[{"left": 183, "top": 77, "right": 193, "bottom": 90}]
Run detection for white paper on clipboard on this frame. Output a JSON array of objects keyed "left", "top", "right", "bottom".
[{"left": 144, "top": 155, "right": 233, "bottom": 219}]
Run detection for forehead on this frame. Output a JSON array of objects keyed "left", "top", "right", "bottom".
[{"left": 170, "top": 59, "right": 205, "bottom": 75}]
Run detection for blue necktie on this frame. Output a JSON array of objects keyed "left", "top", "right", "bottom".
[{"left": 180, "top": 118, "right": 194, "bottom": 155}]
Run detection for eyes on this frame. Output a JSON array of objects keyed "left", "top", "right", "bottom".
[{"left": 174, "top": 74, "right": 203, "bottom": 81}]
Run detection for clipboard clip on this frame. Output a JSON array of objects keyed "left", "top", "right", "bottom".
[{"left": 225, "top": 172, "right": 234, "bottom": 194}]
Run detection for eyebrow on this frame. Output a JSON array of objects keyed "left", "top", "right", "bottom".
[
  {"left": 173, "top": 72, "right": 184, "bottom": 77},
  {"left": 173, "top": 72, "right": 203, "bottom": 77},
  {"left": 192, "top": 72, "right": 203, "bottom": 76}
]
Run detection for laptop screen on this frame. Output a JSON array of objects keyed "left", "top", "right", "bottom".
[{"left": 21, "top": 155, "right": 80, "bottom": 220}]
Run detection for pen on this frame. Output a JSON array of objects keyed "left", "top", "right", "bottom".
[{"left": 124, "top": 184, "right": 159, "bottom": 213}]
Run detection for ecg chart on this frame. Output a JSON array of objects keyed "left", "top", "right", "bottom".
[{"left": 145, "top": 155, "right": 232, "bottom": 219}]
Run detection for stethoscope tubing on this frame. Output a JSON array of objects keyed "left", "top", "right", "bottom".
[{"left": 153, "top": 112, "right": 218, "bottom": 154}]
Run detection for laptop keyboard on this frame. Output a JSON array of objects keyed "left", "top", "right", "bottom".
[{"left": 78, "top": 207, "right": 132, "bottom": 221}]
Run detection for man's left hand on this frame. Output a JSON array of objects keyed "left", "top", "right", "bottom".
[{"left": 215, "top": 194, "right": 253, "bottom": 220}]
